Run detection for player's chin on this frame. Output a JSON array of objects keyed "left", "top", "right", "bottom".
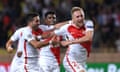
[
  {"left": 78, "top": 23, "right": 83, "bottom": 27},
  {"left": 78, "top": 20, "right": 83, "bottom": 23},
  {"left": 34, "top": 26, "right": 39, "bottom": 30},
  {"left": 50, "top": 22, "right": 54, "bottom": 25}
]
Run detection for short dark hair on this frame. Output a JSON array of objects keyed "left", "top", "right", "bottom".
[
  {"left": 25, "top": 12, "right": 39, "bottom": 24},
  {"left": 44, "top": 11, "right": 55, "bottom": 18}
]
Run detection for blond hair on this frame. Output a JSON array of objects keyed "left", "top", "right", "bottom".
[{"left": 71, "top": 7, "right": 85, "bottom": 18}]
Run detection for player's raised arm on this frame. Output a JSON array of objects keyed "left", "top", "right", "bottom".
[{"left": 54, "top": 20, "right": 72, "bottom": 29}]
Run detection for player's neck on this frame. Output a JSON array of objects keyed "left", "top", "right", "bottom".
[
  {"left": 72, "top": 23, "right": 83, "bottom": 29},
  {"left": 27, "top": 25, "right": 32, "bottom": 29},
  {"left": 44, "top": 21, "right": 51, "bottom": 26},
  {"left": 27, "top": 25, "right": 36, "bottom": 31},
  {"left": 71, "top": 24, "right": 78, "bottom": 29}
]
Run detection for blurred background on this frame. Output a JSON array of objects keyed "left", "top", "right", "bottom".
[{"left": 0, "top": 0, "right": 120, "bottom": 72}]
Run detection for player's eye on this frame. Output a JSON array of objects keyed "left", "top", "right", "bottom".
[
  {"left": 80, "top": 15, "right": 83, "bottom": 17},
  {"left": 76, "top": 15, "right": 83, "bottom": 18},
  {"left": 48, "top": 17, "right": 56, "bottom": 19},
  {"left": 35, "top": 20, "right": 40, "bottom": 22},
  {"left": 76, "top": 16, "right": 79, "bottom": 18}
]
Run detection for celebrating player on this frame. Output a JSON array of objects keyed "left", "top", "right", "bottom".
[
  {"left": 6, "top": 12, "right": 56, "bottom": 72},
  {"left": 51, "top": 7, "right": 94, "bottom": 72},
  {"left": 38, "top": 11, "right": 60, "bottom": 72}
]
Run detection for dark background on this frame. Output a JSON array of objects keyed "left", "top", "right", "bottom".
[{"left": 0, "top": 0, "right": 120, "bottom": 63}]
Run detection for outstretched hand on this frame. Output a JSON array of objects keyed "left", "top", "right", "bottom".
[
  {"left": 51, "top": 35, "right": 60, "bottom": 47},
  {"left": 7, "top": 46, "right": 13, "bottom": 53}
]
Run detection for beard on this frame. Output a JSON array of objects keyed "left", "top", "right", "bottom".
[
  {"left": 33, "top": 24, "right": 39, "bottom": 30},
  {"left": 76, "top": 20, "right": 84, "bottom": 27}
]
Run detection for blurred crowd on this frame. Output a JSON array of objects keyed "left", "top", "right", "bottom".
[{"left": 0, "top": 0, "right": 120, "bottom": 52}]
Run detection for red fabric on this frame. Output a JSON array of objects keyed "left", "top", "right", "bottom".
[
  {"left": 32, "top": 28, "right": 43, "bottom": 35},
  {"left": 68, "top": 25, "right": 91, "bottom": 57},
  {"left": 50, "top": 47, "right": 60, "bottom": 65}
]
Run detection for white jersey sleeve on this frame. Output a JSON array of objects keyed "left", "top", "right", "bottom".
[
  {"left": 10, "top": 29, "right": 20, "bottom": 41},
  {"left": 39, "top": 25, "right": 47, "bottom": 31},
  {"left": 10, "top": 28, "right": 23, "bottom": 52},
  {"left": 39, "top": 24, "right": 54, "bottom": 31},
  {"left": 54, "top": 24, "right": 69, "bottom": 36},
  {"left": 85, "top": 20, "right": 94, "bottom": 31},
  {"left": 47, "top": 25, "right": 54, "bottom": 30}
]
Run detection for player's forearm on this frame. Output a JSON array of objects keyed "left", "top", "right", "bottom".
[
  {"left": 54, "top": 21, "right": 69, "bottom": 29},
  {"left": 36, "top": 36, "right": 60, "bottom": 48},
  {"left": 71, "top": 36, "right": 91, "bottom": 44},
  {"left": 30, "top": 40, "right": 49, "bottom": 49},
  {"left": 6, "top": 40, "right": 14, "bottom": 53},
  {"left": 71, "top": 31, "right": 93, "bottom": 44},
  {"left": 40, "top": 32, "right": 53, "bottom": 39},
  {"left": 38, "top": 41, "right": 50, "bottom": 48}
]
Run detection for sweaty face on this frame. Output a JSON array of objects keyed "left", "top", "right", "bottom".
[
  {"left": 32, "top": 16, "right": 40, "bottom": 30},
  {"left": 45, "top": 14, "right": 56, "bottom": 25},
  {"left": 72, "top": 10, "right": 84, "bottom": 27}
]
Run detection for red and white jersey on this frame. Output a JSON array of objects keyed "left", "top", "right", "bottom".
[
  {"left": 54, "top": 20, "right": 94, "bottom": 57},
  {"left": 12, "top": 27, "right": 40, "bottom": 61},
  {"left": 10, "top": 26, "right": 43, "bottom": 71},
  {"left": 11, "top": 27, "right": 25, "bottom": 53},
  {"left": 9, "top": 27, "right": 24, "bottom": 72},
  {"left": 12, "top": 26, "right": 43, "bottom": 57},
  {"left": 21, "top": 27, "right": 41, "bottom": 58},
  {"left": 39, "top": 24, "right": 60, "bottom": 64}
]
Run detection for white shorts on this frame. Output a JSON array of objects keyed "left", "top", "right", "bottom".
[
  {"left": 23, "top": 64, "right": 40, "bottom": 72},
  {"left": 39, "top": 56, "right": 60, "bottom": 72},
  {"left": 63, "top": 55, "right": 86, "bottom": 72},
  {"left": 22, "top": 57, "right": 41, "bottom": 72},
  {"left": 9, "top": 56, "right": 23, "bottom": 72},
  {"left": 9, "top": 64, "right": 22, "bottom": 72}
]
